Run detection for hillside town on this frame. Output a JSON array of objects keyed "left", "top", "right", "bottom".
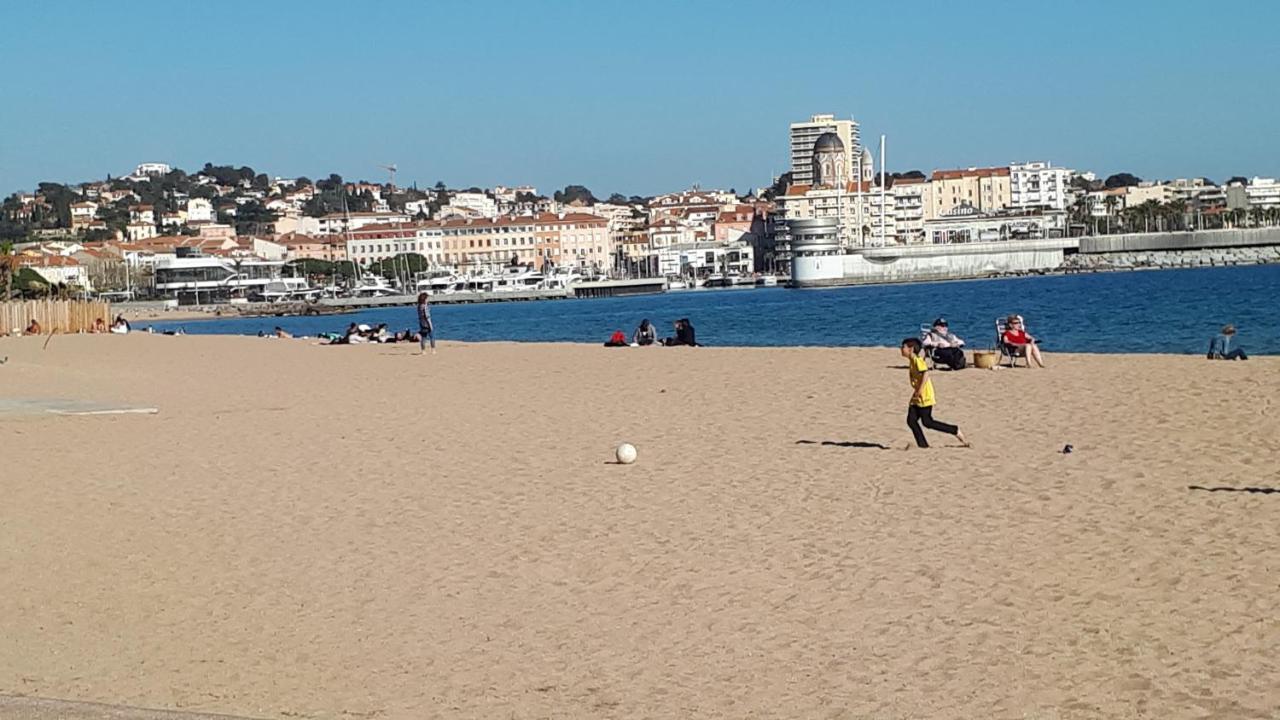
[{"left": 3, "top": 112, "right": 1279, "bottom": 300}]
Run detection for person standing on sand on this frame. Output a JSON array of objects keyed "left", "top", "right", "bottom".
[
  {"left": 901, "top": 338, "right": 968, "bottom": 449},
  {"left": 416, "top": 293, "right": 436, "bottom": 355}
]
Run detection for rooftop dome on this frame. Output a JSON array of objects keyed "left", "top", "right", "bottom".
[{"left": 812, "top": 132, "right": 844, "bottom": 153}]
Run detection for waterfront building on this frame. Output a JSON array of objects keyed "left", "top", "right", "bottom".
[
  {"left": 344, "top": 222, "right": 445, "bottom": 267},
  {"left": 925, "top": 203, "right": 1066, "bottom": 244},
  {"left": 1243, "top": 177, "right": 1280, "bottom": 210},
  {"left": 776, "top": 179, "right": 901, "bottom": 247},
  {"left": 1009, "top": 161, "right": 1071, "bottom": 211},
  {"left": 275, "top": 232, "right": 348, "bottom": 263},
  {"left": 928, "top": 167, "right": 1011, "bottom": 218},
  {"left": 891, "top": 177, "right": 927, "bottom": 244},
  {"left": 435, "top": 213, "right": 611, "bottom": 273},
  {"left": 655, "top": 242, "right": 753, "bottom": 278},
  {"left": 788, "top": 114, "right": 862, "bottom": 186},
  {"left": 16, "top": 254, "right": 91, "bottom": 291}
]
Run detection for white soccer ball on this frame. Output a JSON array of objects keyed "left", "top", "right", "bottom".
[{"left": 615, "top": 443, "right": 637, "bottom": 465}]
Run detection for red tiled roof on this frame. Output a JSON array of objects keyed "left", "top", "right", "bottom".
[{"left": 931, "top": 167, "right": 1010, "bottom": 181}]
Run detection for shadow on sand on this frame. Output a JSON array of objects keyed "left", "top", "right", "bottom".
[
  {"left": 796, "top": 440, "right": 890, "bottom": 450},
  {"left": 1188, "top": 485, "right": 1279, "bottom": 495}
]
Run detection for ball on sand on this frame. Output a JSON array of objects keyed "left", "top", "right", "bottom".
[{"left": 615, "top": 443, "right": 637, "bottom": 465}]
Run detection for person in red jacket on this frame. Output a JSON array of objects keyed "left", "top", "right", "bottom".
[{"left": 1002, "top": 314, "right": 1045, "bottom": 368}]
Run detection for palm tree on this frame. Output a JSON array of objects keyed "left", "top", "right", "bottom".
[
  {"left": 0, "top": 240, "right": 13, "bottom": 301},
  {"left": 1103, "top": 196, "right": 1120, "bottom": 234},
  {"left": 1166, "top": 199, "right": 1188, "bottom": 231}
]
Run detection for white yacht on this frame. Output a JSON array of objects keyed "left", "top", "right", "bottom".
[{"left": 259, "top": 278, "right": 321, "bottom": 302}]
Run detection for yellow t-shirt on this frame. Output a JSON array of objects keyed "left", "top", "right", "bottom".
[{"left": 909, "top": 354, "right": 935, "bottom": 407}]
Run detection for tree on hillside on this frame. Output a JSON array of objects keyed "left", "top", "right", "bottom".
[
  {"left": 1104, "top": 173, "right": 1142, "bottom": 189},
  {"left": 1226, "top": 176, "right": 1249, "bottom": 186},
  {"left": 553, "top": 185, "right": 597, "bottom": 205},
  {"left": 434, "top": 181, "right": 447, "bottom": 191},
  {"left": 1200, "top": 177, "right": 1217, "bottom": 187},
  {"left": 606, "top": 193, "right": 629, "bottom": 204},
  {"left": 234, "top": 201, "right": 278, "bottom": 235},
  {"left": 295, "top": 176, "right": 312, "bottom": 186}
]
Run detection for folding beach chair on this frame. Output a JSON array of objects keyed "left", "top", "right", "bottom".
[
  {"left": 919, "top": 324, "right": 937, "bottom": 369},
  {"left": 996, "top": 317, "right": 1031, "bottom": 368}
]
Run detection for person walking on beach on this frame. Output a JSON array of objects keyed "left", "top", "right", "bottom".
[
  {"left": 416, "top": 293, "right": 436, "bottom": 355},
  {"left": 901, "top": 337, "right": 968, "bottom": 449}
]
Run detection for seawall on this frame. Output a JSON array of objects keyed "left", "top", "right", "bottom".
[{"left": 791, "top": 227, "right": 1280, "bottom": 287}]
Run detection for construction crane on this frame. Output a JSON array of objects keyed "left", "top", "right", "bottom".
[{"left": 379, "top": 163, "right": 398, "bottom": 190}]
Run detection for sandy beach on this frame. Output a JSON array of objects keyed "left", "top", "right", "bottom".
[{"left": 0, "top": 334, "right": 1276, "bottom": 719}]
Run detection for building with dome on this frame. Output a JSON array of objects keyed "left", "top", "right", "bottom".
[
  {"left": 810, "top": 132, "right": 846, "bottom": 187},
  {"left": 788, "top": 113, "right": 862, "bottom": 186}
]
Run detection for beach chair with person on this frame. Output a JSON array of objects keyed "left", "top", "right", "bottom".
[
  {"left": 997, "top": 314, "right": 1045, "bottom": 368},
  {"left": 922, "top": 317, "right": 966, "bottom": 370}
]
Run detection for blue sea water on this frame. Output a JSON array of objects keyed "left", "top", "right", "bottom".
[{"left": 151, "top": 265, "right": 1280, "bottom": 355}]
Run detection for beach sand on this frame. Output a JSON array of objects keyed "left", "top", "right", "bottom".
[{"left": 0, "top": 335, "right": 1277, "bottom": 719}]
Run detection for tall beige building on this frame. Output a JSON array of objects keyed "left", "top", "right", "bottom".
[
  {"left": 927, "top": 167, "right": 1012, "bottom": 219},
  {"left": 789, "top": 114, "right": 862, "bottom": 186}
]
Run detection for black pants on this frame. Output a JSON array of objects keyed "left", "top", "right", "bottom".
[
  {"left": 932, "top": 347, "right": 966, "bottom": 370},
  {"left": 907, "top": 405, "right": 958, "bottom": 448}
]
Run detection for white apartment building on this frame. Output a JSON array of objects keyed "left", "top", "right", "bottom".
[
  {"left": 125, "top": 162, "right": 172, "bottom": 180},
  {"left": 789, "top": 113, "right": 862, "bottom": 186},
  {"left": 656, "top": 242, "right": 753, "bottom": 277},
  {"left": 447, "top": 192, "right": 499, "bottom": 218},
  {"left": 344, "top": 223, "right": 445, "bottom": 267},
  {"left": 1009, "top": 161, "right": 1071, "bottom": 211},
  {"left": 126, "top": 221, "right": 158, "bottom": 242},
  {"left": 1245, "top": 177, "right": 1280, "bottom": 210},
  {"left": 69, "top": 201, "right": 98, "bottom": 229},
  {"left": 316, "top": 211, "right": 411, "bottom": 235},
  {"left": 777, "top": 180, "right": 900, "bottom": 247},
  {"left": 891, "top": 177, "right": 927, "bottom": 244}
]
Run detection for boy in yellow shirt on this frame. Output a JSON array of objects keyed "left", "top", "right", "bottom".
[{"left": 901, "top": 338, "right": 969, "bottom": 449}]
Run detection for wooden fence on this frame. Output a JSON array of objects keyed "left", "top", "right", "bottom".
[{"left": 1, "top": 300, "right": 113, "bottom": 335}]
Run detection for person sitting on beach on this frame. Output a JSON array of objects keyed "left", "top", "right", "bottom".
[
  {"left": 923, "top": 317, "right": 966, "bottom": 370},
  {"left": 1001, "top": 314, "right": 1045, "bottom": 368},
  {"left": 373, "top": 323, "right": 390, "bottom": 343},
  {"left": 24, "top": 319, "right": 41, "bottom": 336},
  {"left": 92, "top": 317, "right": 107, "bottom": 334},
  {"left": 274, "top": 326, "right": 292, "bottom": 339},
  {"left": 110, "top": 315, "right": 131, "bottom": 334},
  {"left": 604, "top": 330, "right": 628, "bottom": 347},
  {"left": 1207, "top": 324, "right": 1248, "bottom": 360},
  {"left": 633, "top": 319, "right": 657, "bottom": 346},
  {"left": 336, "top": 323, "right": 360, "bottom": 344},
  {"left": 663, "top": 318, "right": 699, "bottom": 347}
]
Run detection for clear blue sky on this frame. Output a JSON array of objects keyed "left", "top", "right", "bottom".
[{"left": 2, "top": 1, "right": 1278, "bottom": 197}]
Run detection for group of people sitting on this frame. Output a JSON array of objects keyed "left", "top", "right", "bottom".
[
  {"left": 324, "top": 322, "right": 423, "bottom": 345},
  {"left": 21, "top": 315, "right": 131, "bottom": 336},
  {"left": 918, "top": 313, "right": 1045, "bottom": 369},
  {"left": 605, "top": 318, "right": 698, "bottom": 347}
]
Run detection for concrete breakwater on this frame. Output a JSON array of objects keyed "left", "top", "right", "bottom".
[
  {"left": 790, "top": 227, "right": 1280, "bottom": 287},
  {"left": 1064, "top": 244, "right": 1280, "bottom": 271}
]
